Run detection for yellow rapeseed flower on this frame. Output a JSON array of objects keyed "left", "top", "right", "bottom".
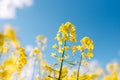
[
  {"left": 32, "top": 47, "right": 40, "bottom": 54},
  {"left": 72, "top": 46, "right": 77, "bottom": 53},
  {"left": 52, "top": 44, "right": 58, "bottom": 49},
  {"left": 51, "top": 53, "right": 56, "bottom": 57}
]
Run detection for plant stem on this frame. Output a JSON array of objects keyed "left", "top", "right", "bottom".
[
  {"left": 77, "top": 54, "right": 82, "bottom": 80},
  {"left": 58, "top": 41, "right": 66, "bottom": 80}
]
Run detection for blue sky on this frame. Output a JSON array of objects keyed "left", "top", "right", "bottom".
[{"left": 0, "top": 0, "right": 120, "bottom": 67}]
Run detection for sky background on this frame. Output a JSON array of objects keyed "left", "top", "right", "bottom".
[{"left": 0, "top": 0, "right": 120, "bottom": 67}]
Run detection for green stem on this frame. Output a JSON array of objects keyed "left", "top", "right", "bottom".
[
  {"left": 58, "top": 41, "right": 66, "bottom": 80},
  {"left": 77, "top": 54, "right": 82, "bottom": 80}
]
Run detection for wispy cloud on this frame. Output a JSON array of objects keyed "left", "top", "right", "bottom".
[
  {"left": 0, "top": 0, "right": 33, "bottom": 19},
  {"left": 68, "top": 60, "right": 100, "bottom": 75}
]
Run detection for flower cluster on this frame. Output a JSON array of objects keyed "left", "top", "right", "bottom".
[
  {"left": 0, "top": 57, "right": 17, "bottom": 80},
  {"left": 55, "top": 22, "right": 77, "bottom": 45},
  {"left": 72, "top": 37, "right": 94, "bottom": 59},
  {"left": 16, "top": 47, "right": 27, "bottom": 73},
  {"left": 0, "top": 46, "right": 27, "bottom": 80},
  {"left": 0, "top": 25, "right": 19, "bottom": 55}
]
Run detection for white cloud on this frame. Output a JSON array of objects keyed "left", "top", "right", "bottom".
[
  {"left": 88, "top": 60, "right": 100, "bottom": 72},
  {"left": 25, "top": 45, "right": 33, "bottom": 52},
  {"left": 0, "top": 0, "right": 33, "bottom": 19}
]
